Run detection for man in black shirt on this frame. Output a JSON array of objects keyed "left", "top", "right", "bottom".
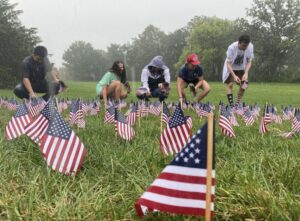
[{"left": 13, "top": 46, "right": 60, "bottom": 101}]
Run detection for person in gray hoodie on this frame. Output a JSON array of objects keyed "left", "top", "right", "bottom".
[{"left": 136, "top": 56, "right": 170, "bottom": 102}]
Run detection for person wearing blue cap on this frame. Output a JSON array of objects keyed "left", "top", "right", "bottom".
[
  {"left": 13, "top": 46, "right": 62, "bottom": 101},
  {"left": 136, "top": 56, "right": 170, "bottom": 102}
]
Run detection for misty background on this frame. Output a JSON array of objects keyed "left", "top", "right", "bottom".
[{"left": 0, "top": 0, "right": 299, "bottom": 88}]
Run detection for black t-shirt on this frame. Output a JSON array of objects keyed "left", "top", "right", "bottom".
[
  {"left": 22, "top": 56, "right": 52, "bottom": 83},
  {"left": 178, "top": 64, "right": 203, "bottom": 82}
]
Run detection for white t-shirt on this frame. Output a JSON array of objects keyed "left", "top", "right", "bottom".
[
  {"left": 222, "top": 41, "right": 254, "bottom": 82},
  {"left": 141, "top": 68, "right": 170, "bottom": 92}
]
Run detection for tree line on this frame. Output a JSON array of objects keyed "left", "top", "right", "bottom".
[{"left": 0, "top": 0, "right": 299, "bottom": 89}]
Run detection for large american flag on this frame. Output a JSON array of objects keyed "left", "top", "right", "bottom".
[
  {"left": 160, "top": 105, "right": 191, "bottom": 155},
  {"left": 25, "top": 98, "right": 56, "bottom": 144},
  {"left": 5, "top": 102, "right": 32, "bottom": 140},
  {"left": 219, "top": 107, "right": 235, "bottom": 138},
  {"left": 40, "top": 109, "right": 86, "bottom": 175},
  {"left": 136, "top": 122, "right": 215, "bottom": 218},
  {"left": 115, "top": 109, "right": 135, "bottom": 141},
  {"left": 161, "top": 101, "right": 170, "bottom": 125}
]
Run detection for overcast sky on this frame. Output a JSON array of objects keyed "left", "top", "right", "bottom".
[{"left": 11, "top": 0, "right": 253, "bottom": 67}]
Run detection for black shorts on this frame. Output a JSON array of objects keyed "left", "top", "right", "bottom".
[
  {"left": 183, "top": 78, "right": 199, "bottom": 86},
  {"left": 225, "top": 70, "right": 245, "bottom": 84}
]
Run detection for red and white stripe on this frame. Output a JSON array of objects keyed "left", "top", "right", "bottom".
[
  {"left": 219, "top": 115, "right": 235, "bottom": 137},
  {"left": 40, "top": 131, "right": 86, "bottom": 175},
  {"left": 135, "top": 165, "right": 215, "bottom": 217},
  {"left": 160, "top": 124, "right": 191, "bottom": 155},
  {"left": 5, "top": 114, "right": 31, "bottom": 140},
  {"left": 115, "top": 121, "right": 135, "bottom": 141},
  {"left": 24, "top": 114, "right": 49, "bottom": 144}
]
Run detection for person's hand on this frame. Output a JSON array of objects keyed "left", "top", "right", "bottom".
[
  {"left": 158, "top": 83, "right": 163, "bottom": 89},
  {"left": 124, "top": 82, "right": 131, "bottom": 93},
  {"left": 242, "top": 73, "right": 248, "bottom": 81},
  {"left": 29, "top": 92, "right": 37, "bottom": 99},
  {"left": 146, "top": 91, "right": 151, "bottom": 97},
  {"left": 233, "top": 75, "right": 241, "bottom": 84}
]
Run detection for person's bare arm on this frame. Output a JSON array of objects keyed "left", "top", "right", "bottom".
[
  {"left": 23, "top": 78, "right": 36, "bottom": 98},
  {"left": 227, "top": 62, "right": 240, "bottom": 84},
  {"left": 194, "top": 76, "right": 204, "bottom": 90},
  {"left": 242, "top": 61, "right": 252, "bottom": 81},
  {"left": 102, "top": 85, "right": 108, "bottom": 107}
]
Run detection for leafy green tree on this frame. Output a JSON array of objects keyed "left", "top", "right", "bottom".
[
  {"left": 176, "top": 16, "right": 237, "bottom": 81},
  {"left": 240, "top": 0, "right": 300, "bottom": 81},
  {"left": 0, "top": 0, "right": 40, "bottom": 88}
]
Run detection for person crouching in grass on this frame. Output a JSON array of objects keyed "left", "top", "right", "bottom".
[
  {"left": 96, "top": 61, "right": 131, "bottom": 108},
  {"left": 176, "top": 53, "right": 211, "bottom": 104}
]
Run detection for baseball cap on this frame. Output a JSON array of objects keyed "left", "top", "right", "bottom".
[{"left": 186, "top": 53, "right": 200, "bottom": 65}]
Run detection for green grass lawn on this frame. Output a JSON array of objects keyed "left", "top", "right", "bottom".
[{"left": 0, "top": 81, "right": 299, "bottom": 220}]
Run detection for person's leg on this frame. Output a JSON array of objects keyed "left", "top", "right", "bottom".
[
  {"left": 13, "top": 83, "right": 29, "bottom": 99},
  {"left": 176, "top": 77, "right": 187, "bottom": 101},
  {"left": 151, "top": 88, "right": 167, "bottom": 102},
  {"left": 195, "top": 80, "right": 211, "bottom": 101},
  {"left": 235, "top": 71, "right": 246, "bottom": 104}
]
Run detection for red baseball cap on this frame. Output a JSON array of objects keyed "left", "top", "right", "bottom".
[{"left": 186, "top": 53, "right": 200, "bottom": 65}]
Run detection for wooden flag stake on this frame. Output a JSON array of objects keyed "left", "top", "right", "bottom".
[
  {"left": 205, "top": 113, "right": 214, "bottom": 221},
  {"left": 160, "top": 102, "right": 163, "bottom": 133}
]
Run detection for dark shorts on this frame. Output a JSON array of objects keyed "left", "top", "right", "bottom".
[
  {"left": 182, "top": 78, "right": 199, "bottom": 86},
  {"left": 225, "top": 70, "right": 245, "bottom": 84}
]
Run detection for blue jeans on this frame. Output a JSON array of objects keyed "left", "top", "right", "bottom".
[{"left": 136, "top": 88, "right": 168, "bottom": 102}]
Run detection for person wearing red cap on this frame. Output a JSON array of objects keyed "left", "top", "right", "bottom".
[{"left": 176, "top": 53, "right": 211, "bottom": 103}]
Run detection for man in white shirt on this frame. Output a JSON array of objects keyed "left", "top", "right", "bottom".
[
  {"left": 136, "top": 56, "right": 170, "bottom": 102},
  {"left": 222, "top": 35, "right": 254, "bottom": 106}
]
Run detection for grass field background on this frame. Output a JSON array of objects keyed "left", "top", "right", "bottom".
[{"left": 0, "top": 81, "right": 299, "bottom": 220}]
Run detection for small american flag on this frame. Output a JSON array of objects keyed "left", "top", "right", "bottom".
[
  {"left": 69, "top": 99, "right": 79, "bottom": 125},
  {"left": 136, "top": 122, "right": 215, "bottom": 218},
  {"left": 259, "top": 106, "right": 271, "bottom": 134},
  {"left": 291, "top": 112, "right": 300, "bottom": 132},
  {"left": 26, "top": 98, "right": 46, "bottom": 118},
  {"left": 149, "top": 102, "right": 161, "bottom": 116},
  {"left": 219, "top": 107, "right": 235, "bottom": 138},
  {"left": 160, "top": 105, "right": 191, "bottom": 155},
  {"left": 115, "top": 109, "right": 135, "bottom": 141},
  {"left": 90, "top": 101, "right": 100, "bottom": 116},
  {"left": 6, "top": 99, "right": 18, "bottom": 111},
  {"left": 40, "top": 109, "right": 86, "bottom": 175},
  {"left": 25, "top": 98, "right": 56, "bottom": 144},
  {"left": 126, "top": 103, "right": 138, "bottom": 126},
  {"left": 5, "top": 102, "right": 32, "bottom": 140},
  {"left": 161, "top": 101, "right": 170, "bottom": 125},
  {"left": 242, "top": 109, "right": 255, "bottom": 126},
  {"left": 104, "top": 105, "right": 115, "bottom": 124}
]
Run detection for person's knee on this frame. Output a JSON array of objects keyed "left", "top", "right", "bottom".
[{"left": 14, "top": 83, "right": 29, "bottom": 99}]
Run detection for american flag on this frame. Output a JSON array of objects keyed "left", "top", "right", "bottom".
[
  {"left": 25, "top": 98, "right": 56, "bottom": 144},
  {"left": 126, "top": 103, "right": 138, "bottom": 126},
  {"left": 136, "top": 122, "right": 215, "bottom": 218},
  {"left": 115, "top": 109, "right": 135, "bottom": 141},
  {"left": 26, "top": 98, "right": 46, "bottom": 118},
  {"left": 219, "top": 107, "right": 235, "bottom": 137},
  {"left": 76, "top": 101, "right": 85, "bottom": 128},
  {"left": 259, "top": 106, "right": 271, "bottom": 134},
  {"left": 186, "top": 116, "right": 193, "bottom": 130},
  {"left": 195, "top": 103, "right": 211, "bottom": 117},
  {"left": 291, "top": 112, "right": 300, "bottom": 132},
  {"left": 40, "top": 109, "right": 86, "bottom": 174},
  {"left": 242, "top": 109, "right": 255, "bottom": 126},
  {"left": 5, "top": 102, "right": 32, "bottom": 140},
  {"left": 104, "top": 105, "right": 115, "bottom": 124},
  {"left": 161, "top": 101, "right": 170, "bottom": 125},
  {"left": 69, "top": 99, "right": 79, "bottom": 125},
  {"left": 149, "top": 102, "right": 161, "bottom": 116},
  {"left": 90, "top": 101, "right": 100, "bottom": 116},
  {"left": 160, "top": 105, "right": 191, "bottom": 155},
  {"left": 138, "top": 101, "right": 149, "bottom": 118},
  {"left": 6, "top": 99, "right": 18, "bottom": 111}
]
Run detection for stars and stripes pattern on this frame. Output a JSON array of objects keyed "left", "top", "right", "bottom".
[
  {"left": 24, "top": 98, "right": 56, "bottom": 144},
  {"left": 160, "top": 105, "right": 191, "bottom": 155},
  {"left": 242, "top": 109, "right": 255, "bottom": 126},
  {"left": 115, "top": 109, "right": 135, "bottom": 141},
  {"left": 40, "top": 109, "right": 86, "bottom": 175},
  {"left": 161, "top": 101, "right": 170, "bottom": 125},
  {"left": 136, "top": 123, "right": 215, "bottom": 218},
  {"left": 26, "top": 98, "right": 46, "bottom": 118},
  {"left": 259, "top": 106, "right": 271, "bottom": 134},
  {"left": 126, "top": 103, "right": 138, "bottom": 126},
  {"left": 219, "top": 107, "right": 235, "bottom": 137},
  {"left": 104, "top": 105, "right": 115, "bottom": 124},
  {"left": 5, "top": 102, "right": 32, "bottom": 140}
]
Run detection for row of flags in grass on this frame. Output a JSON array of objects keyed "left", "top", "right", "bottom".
[{"left": 4, "top": 97, "right": 86, "bottom": 175}]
